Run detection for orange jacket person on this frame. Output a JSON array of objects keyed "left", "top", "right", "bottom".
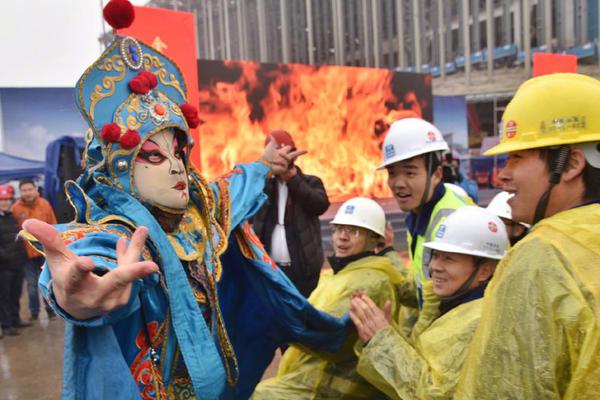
[{"left": 11, "top": 179, "right": 57, "bottom": 321}]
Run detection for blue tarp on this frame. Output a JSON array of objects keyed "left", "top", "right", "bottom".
[
  {"left": 0, "top": 152, "right": 45, "bottom": 180},
  {"left": 44, "top": 135, "right": 85, "bottom": 210}
]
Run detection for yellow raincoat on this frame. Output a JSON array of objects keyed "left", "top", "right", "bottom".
[
  {"left": 356, "top": 280, "right": 481, "bottom": 400},
  {"left": 455, "top": 203, "right": 600, "bottom": 399},
  {"left": 252, "top": 255, "right": 405, "bottom": 399}
]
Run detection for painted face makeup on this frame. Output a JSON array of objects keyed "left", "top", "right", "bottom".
[{"left": 133, "top": 129, "right": 189, "bottom": 210}]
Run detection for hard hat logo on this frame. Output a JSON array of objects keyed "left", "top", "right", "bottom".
[
  {"left": 436, "top": 224, "right": 446, "bottom": 239},
  {"left": 488, "top": 221, "right": 498, "bottom": 233},
  {"left": 539, "top": 115, "right": 587, "bottom": 134},
  {"left": 505, "top": 120, "right": 518, "bottom": 139},
  {"left": 344, "top": 205, "right": 355, "bottom": 214},
  {"left": 427, "top": 131, "right": 437, "bottom": 142},
  {"left": 384, "top": 144, "right": 395, "bottom": 160}
]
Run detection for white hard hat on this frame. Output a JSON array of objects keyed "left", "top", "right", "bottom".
[
  {"left": 378, "top": 118, "right": 449, "bottom": 169},
  {"left": 330, "top": 197, "right": 386, "bottom": 237},
  {"left": 574, "top": 141, "right": 600, "bottom": 168},
  {"left": 424, "top": 206, "right": 509, "bottom": 260},
  {"left": 486, "top": 191, "right": 513, "bottom": 220},
  {"left": 486, "top": 191, "right": 531, "bottom": 228}
]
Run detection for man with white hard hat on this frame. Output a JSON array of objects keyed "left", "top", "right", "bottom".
[
  {"left": 254, "top": 197, "right": 404, "bottom": 399},
  {"left": 378, "top": 118, "right": 471, "bottom": 333}
]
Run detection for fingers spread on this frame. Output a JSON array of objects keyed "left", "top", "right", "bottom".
[
  {"left": 65, "top": 260, "right": 98, "bottom": 292},
  {"left": 96, "top": 261, "right": 158, "bottom": 302},
  {"left": 116, "top": 237, "right": 127, "bottom": 261},
  {"left": 121, "top": 227, "right": 149, "bottom": 265},
  {"left": 287, "top": 149, "right": 308, "bottom": 159},
  {"left": 22, "top": 219, "right": 74, "bottom": 260}
]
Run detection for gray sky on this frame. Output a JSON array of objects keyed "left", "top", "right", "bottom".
[{"left": 0, "top": 0, "right": 148, "bottom": 88}]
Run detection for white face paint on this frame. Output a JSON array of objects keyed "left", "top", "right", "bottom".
[{"left": 133, "top": 129, "right": 189, "bottom": 210}]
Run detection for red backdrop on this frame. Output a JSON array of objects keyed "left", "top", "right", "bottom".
[{"left": 119, "top": 6, "right": 201, "bottom": 168}]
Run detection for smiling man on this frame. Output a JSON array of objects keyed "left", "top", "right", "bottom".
[
  {"left": 378, "top": 118, "right": 471, "bottom": 334},
  {"left": 455, "top": 73, "right": 600, "bottom": 399}
]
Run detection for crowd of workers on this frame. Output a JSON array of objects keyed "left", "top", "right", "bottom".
[{"left": 254, "top": 73, "right": 600, "bottom": 399}]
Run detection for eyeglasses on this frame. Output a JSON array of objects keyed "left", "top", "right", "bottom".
[{"left": 331, "top": 225, "right": 363, "bottom": 238}]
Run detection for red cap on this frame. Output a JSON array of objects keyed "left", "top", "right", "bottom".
[
  {"left": 0, "top": 185, "right": 15, "bottom": 200},
  {"left": 266, "top": 129, "right": 296, "bottom": 150}
]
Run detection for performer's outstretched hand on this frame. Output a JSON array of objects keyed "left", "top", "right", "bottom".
[
  {"left": 22, "top": 219, "right": 159, "bottom": 320},
  {"left": 263, "top": 136, "right": 308, "bottom": 175}
]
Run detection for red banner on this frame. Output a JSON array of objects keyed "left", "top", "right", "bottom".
[
  {"left": 533, "top": 53, "right": 577, "bottom": 77},
  {"left": 119, "top": 6, "right": 201, "bottom": 168}
]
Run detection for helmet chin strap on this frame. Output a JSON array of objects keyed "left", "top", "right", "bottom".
[
  {"left": 443, "top": 257, "right": 486, "bottom": 299},
  {"left": 419, "top": 152, "right": 435, "bottom": 210},
  {"left": 411, "top": 152, "right": 435, "bottom": 257},
  {"left": 532, "top": 146, "right": 571, "bottom": 224}
]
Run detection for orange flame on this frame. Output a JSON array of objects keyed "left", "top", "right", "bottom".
[{"left": 197, "top": 60, "right": 432, "bottom": 202}]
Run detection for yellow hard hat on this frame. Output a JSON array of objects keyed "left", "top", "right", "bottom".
[{"left": 485, "top": 73, "right": 600, "bottom": 156}]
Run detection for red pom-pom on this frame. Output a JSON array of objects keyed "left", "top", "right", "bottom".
[
  {"left": 139, "top": 71, "right": 158, "bottom": 89},
  {"left": 187, "top": 116, "right": 200, "bottom": 129},
  {"left": 179, "top": 103, "right": 200, "bottom": 128},
  {"left": 101, "top": 123, "right": 121, "bottom": 142},
  {"left": 119, "top": 129, "right": 140, "bottom": 149},
  {"left": 179, "top": 103, "right": 197, "bottom": 119},
  {"left": 129, "top": 76, "right": 150, "bottom": 94},
  {"left": 103, "top": 0, "right": 135, "bottom": 30}
]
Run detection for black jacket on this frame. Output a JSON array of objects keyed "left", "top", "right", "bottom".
[
  {"left": 0, "top": 210, "right": 28, "bottom": 268},
  {"left": 253, "top": 169, "right": 329, "bottom": 279}
]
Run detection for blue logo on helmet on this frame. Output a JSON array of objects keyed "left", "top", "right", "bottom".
[
  {"left": 384, "top": 144, "right": 395, "bottom": 160},
  {"left": 436, "top": 224, "right": 446, "bottom": 238},
  {"left": 345, "top": 205, "right": 355, "bottom": 214}
]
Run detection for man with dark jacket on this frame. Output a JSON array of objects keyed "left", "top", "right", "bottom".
[
  {"left": 253, "top": 130, "right": 329, "bottom": 297},
  {"left": 0, "top": 184, "right": 29, "bottom": 337}
]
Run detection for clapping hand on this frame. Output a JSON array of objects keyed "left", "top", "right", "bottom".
[{"left": 350, "top": 291, "right": 392, "bottom": 344}]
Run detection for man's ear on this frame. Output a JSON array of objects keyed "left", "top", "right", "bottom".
[
  {"left": 562, "top": 148, "right": 587, "bottom": 183},
  {"left": 431, "top": 165, "right": 443, "bottom": 185},
  {"left": 476, "top": 260, "right": 496, "bottom": 283}
]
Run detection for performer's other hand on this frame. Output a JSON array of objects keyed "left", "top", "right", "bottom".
[
  {"left": 262, "top": 136, "right": 307, "bottom": 175},
  {"left": 350, "top": 292, "right": 392, "bottom": 344},
  {"left": 22, "top": 219, "right": 158, "bottom": 320}
]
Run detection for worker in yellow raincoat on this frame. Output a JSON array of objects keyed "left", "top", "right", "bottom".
[
  {"left": 350, "top": 206, "right": 509, "bottom": 399},
  {"left": 252, "top": 197, "right": 405, "bottom": 399},
  {"left": 454, "top": 73, "right": 600, "bottom": 399}
]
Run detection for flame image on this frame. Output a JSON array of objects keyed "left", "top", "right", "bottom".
[{"left": 197, "top": 60, "right": 432, "bottom": 202}]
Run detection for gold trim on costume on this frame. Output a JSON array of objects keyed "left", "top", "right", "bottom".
[
  {"left": 143, "top": 53, "right": 186, "bottom": 99},
  {"left": 90, "top": 55, "right": 127, "bottom": 118}
]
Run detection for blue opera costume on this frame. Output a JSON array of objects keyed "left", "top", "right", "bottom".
[{"left": 27, "top": 35, "right": 348, "bottom": 399}]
